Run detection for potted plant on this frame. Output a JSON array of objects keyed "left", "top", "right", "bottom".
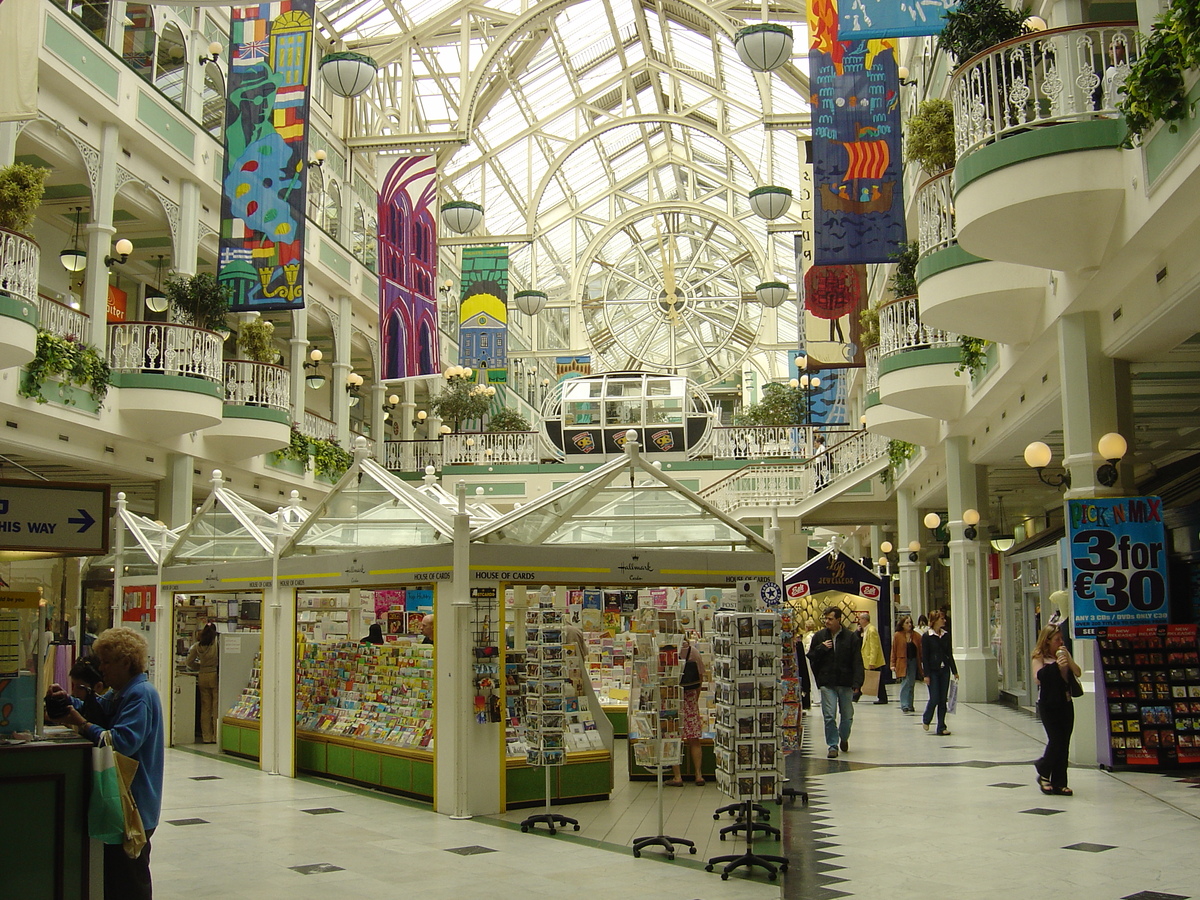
[
  {"left": 0, "top": 162, "right": 50, "bottom": 235},
  {"left": 164, "top": 272, "right": 232, "bottom": 333},
  {"left": 487, "top": 408, "right": 532, "bottom": 432},
  {"left": 431, "top": 375, "right": 493, "bottom": 432},
  {"left": 1118, "top": 0, "right": 1200, "bottom": 144},
  {"left": 859, "top": 304, "right": 881, "bottom": 349},
  {"left": 733, "top": 381, "right": 807, "bottom": 427},
  {"left": 904, "top": 99, "right": 956, "bottom": 175},
  {"left": 237, "top": 317, "right": 280, "bottom": 363},
  {"left": 956, "top": 335, "right": 990, "bottom": 378},
  {"left": 889, "top": 241, "right": 920, "bottom": 298},
  {"left": 938, "top": 0, "right": 1030, "bottom": 66},
  {"left": 19, "top": 331, "right": 112, "bottom": 406}
]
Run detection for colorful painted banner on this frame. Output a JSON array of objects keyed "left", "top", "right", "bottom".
[
  {"left": 459, "top": 246, "right": 509, "bottom": 377},
  {"left": 840, "top": 0, "right": 959, "bottom": 38},
  {"left": 1068, "top": 497, "right": 1169, "bottom": 637},
  {"left": 218, "top": 0, "right": 314, "bottom": 312},
  {"left": 802, "top": 264, "right": 867, "bottom": 368},
  {"left": 809, "top": 0, "right": 907, "bottom": 266},
  {"left": 379, "top": 156, "right": 441, "bottom": 378}
]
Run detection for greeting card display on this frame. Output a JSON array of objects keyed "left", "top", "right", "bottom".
[
  {"left": 629, "top": 631, "right": 683, "bottom": 766},
  {"left": 522, "top": 608, "right": 568, "bottom": 766}
]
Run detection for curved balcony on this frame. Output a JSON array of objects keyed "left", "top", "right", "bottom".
[
  {"left": 951, "top": 23, "right": 1139, "bottom": 271},
  {"left": 108, "top": 322, "right": 224, "bottom": 434},
  {"left": 0, "top": 228, "right": 40, "bottom": 369},
  {"left": 877, "top": 296, "right": 966, "bottom": 420},
  {"left": 916, "top": 170, "right": 1046, "bottom": 345},
  {"left": 203, "top": 360, "right": 293, "bottom": 458}
]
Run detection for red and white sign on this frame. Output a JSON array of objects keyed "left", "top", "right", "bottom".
[
  {"left": 787, "top": 581, "right": 810, "bottom": 598},
  {"left": 859, "top": 582, "right": 880, "bottom": 600}
]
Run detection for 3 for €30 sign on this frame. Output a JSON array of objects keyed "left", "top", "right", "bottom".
[{"left": 1068, "top": 497, "right": 1169, "bottom": 636}]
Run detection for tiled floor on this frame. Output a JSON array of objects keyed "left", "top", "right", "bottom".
[{"left": 156, "top": 700, "right": 1200, "bottom": 899}]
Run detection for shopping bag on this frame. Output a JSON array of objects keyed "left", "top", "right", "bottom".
[
  {"left": 88, "top": 733, "right": 126, "bottom": 844},
  {"left": 860, "top": 668, "right": 881, "bottom": 698},
  {"left": 113, "top": 748, "right": 147, "bottom": 859},
  {"left": 947, "top": 678, "right": 959, "bottom": 715}
]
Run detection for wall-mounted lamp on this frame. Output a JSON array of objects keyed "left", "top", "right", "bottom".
[
  {"left": 198, "top": 41, "right": 222, "bottom": 65},
  {"left": 303, "top": 347, "right": 325, "bottom": 389},
  {"left": 1024, "top": 15, "right": 1048, "bottom": 32},
  {"left": 412, "top": 409, "right": 428, "bottom": 427},
  {"left": 907, "top": 540, "right": 921, "bottom": 563},
  {"left": 962, "top": 508, "right": 980, "bottom": 541},
  {"left": 346, "top": 371, "right": 364, "bottom": 407},
  {"left": 309, "top": 150, "right": 326, "bottom": 169},
  {"left": 1096, "top": 432, "right": 1127, "bottom": 487},
  {"left": 1024, "top": 440, "right": 1071, "bottom": 489},
  {"left": 923, "top": 512, "right": 941, "bottom": 530},
  {"left": 439, "top": 424, "right": 452, "bottom": 435},
  {"left": 60, "top": 207, "right": 88, "bottom": 272},
  {"left": 897, "top": 65, "right": 917, "bottom": 86},
  {"left": 104, "top": 238, "right": 133, "bottom": 268},
  {"left": 880, "top": 540, "right": 893, "bottom": 555}
]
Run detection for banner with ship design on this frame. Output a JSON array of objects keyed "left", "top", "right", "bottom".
[{"left": 809, "top": 0, "right": 906, "bottom": 266}]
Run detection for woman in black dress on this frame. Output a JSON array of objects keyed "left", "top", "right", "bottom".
[{"left": 1032, "top": 624, "right": 1081, "bottom": 795}]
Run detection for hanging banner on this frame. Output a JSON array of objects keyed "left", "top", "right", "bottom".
[
  {"left": 809, "top": 0, "right": 906, "bottom": 266},
  {"left": 840, "top": 0, "right": 960, "bottom": 38},
  {"left": 1069, "top": 497, "right": 1169, "bottom": 637},
  {"left": 379, "top": 156, "right": 441, "bottom": 379},
  {"left": 218, "top": 0, "right": 315, "bottom": 312},
  {"left": 803, "top": 263, "right": 867, "bottom": 368},
  {"left": 459, "top": 247, "right": 509, "bottom": 379},
  {"left": 0, "top": 0, "right": 39, "bottom": 122}
]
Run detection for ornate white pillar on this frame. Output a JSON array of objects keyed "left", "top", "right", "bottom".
[{"left": 896, "top": 488, "right": 923, "bottom": 618}]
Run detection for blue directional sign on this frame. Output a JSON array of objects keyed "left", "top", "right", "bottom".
[{"left": 0, "top": 480, "right": 110, "bottom": 555}]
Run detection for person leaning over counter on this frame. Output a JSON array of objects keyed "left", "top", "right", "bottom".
[{"left": 46, "top": 627, "right": 164, "bottom": 900}]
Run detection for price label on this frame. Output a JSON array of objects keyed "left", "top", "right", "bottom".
[{"left": 1068, "top": 497, "right": 1168, "bottom": 637}]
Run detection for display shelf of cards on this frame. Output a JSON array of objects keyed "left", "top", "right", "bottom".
[
  {"left": 176, "top": 603, "right": 215, "bottom": 658},
  {"left": 521, "top": 608, "right": 569, "bottom": 768},
  {"left": 296, "top": 596, "right": 350, "bottom": 641},
  {"left": 1097, "top": 624, "right": 1200, "bottom": 767},
  {"left": 711, "top": 611, "right": 784, "bottom": 803},
  {"left": 778, "top": 610, "right": 801, "bottom": 752},
  {"left": 628, "top": 631, "right": 683, "bottom": 771}
]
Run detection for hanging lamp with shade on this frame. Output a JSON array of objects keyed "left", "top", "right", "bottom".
[
  {"left": 319, "top": 51, "right": 378, "bottom": 98},
  {"left": 989, "top": 496, "right": 1015, "bottom": 553},
  {"left": 733, "top": 23, "right": 794, "bottom": 72},
  {"left": 748, "top": 185, "right": 793, "bottom": 220},
  {"left": 440, "top": 200, "right": 484, "bottom": 234},
  {"left": 60, "top": 206, "right": 87, "bottom": 273},
  {"left": 755, "top": 281, "right": 789, "bottom": 308},
  {"left": 145, "top": 255, "right": 170, "bottom": 313}
]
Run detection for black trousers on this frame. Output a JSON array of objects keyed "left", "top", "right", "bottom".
[
  {"left": 1036, "top": 701, "right": 1075, "bottom": 788},
  {"left": 104, "top": 827, "right": 154, "bottom": 900}
]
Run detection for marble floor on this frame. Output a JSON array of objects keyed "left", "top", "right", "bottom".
[{"left": 155, "top": 700, "right": 1200, "bottom": 900}]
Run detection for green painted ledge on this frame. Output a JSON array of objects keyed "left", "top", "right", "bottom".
[
  {"left": 878, "top": 346, "right": 961, "bottom": 377},
  {"left": 1145, "top": 77, "right": 1200, "bottom": 186},
  {"left": 222, "top": 405, "right": 291, "bottom": 425},
  {"left": 916, "top": 244, "right": 987, "bottom": 283},
  {"left": 18, "top": 371, "right": 103, "bottom": 414},
  {"left": 0, "top": 294, "right": 39, "bottom": 325},
  {"left": 954, "top": 118, "right": 1125, "bottom": 193},
  {"left": 110, "top": 372, "right": 223, "bottom": 398}
]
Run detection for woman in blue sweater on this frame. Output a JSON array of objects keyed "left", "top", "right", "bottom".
[
  {"left": 48, "top": 627, "right": 164, "bottom": 900},
  {"left": 921, "top": 610, "right": 958, "bottom": 736}
]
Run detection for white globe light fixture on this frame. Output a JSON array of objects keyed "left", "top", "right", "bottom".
[
  {"left": 923, "top": 512, "right": 941, "bottom": 530},
  {"left": 748, "top": 185, "right": 793, "bottom": 220},
  {"left": 441, "top": 200, "right": 484, "bottom": 234},
  {"left": 755, "top": 281, "right": 790, "bottom": 308},
  {"left": 319, "top": 52, "right": 378, "bottom": 98},
  {"left": 733, "top": 23, "right": 794, "bottom": 72},
  {"left": 514, "top": 289, "right": 548, "bottom": 316}
]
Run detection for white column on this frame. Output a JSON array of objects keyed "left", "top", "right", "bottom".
[
  {"left": 82, "top": 123, "right": 119, "bottom": 334},
  {"left": 332, "top": 296, "right": 352, "bottom": 447},
  {"left": 290, "top": 306, "right": 308, "bottom": 423},
  {"left": 371, "top": 382, "right": 386, "bottom": 462},
  {"left": 1058, "top": 312, "right": 1128, "bottom": 499},
  {"left": 0, "top": 122, "right": 19, "bottom": 166},
  {"left": 159, "top": 453, "right": 195, "bottom": 528},
  {"left": 946, "top": 436, "right": 997, "bottom": 702},
  {"left": 400, "top": 379, "right": 417, "bottom": 442},
  {"left": 896, "top": 488, "right": 923, "bottom": 617},
  {"left": 177, "top": 179, "right": 200, "bottom": 277}
]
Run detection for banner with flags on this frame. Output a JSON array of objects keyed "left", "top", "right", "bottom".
[
  {"left": 0, "top": 0, "right": 40, "bottom": 122},
  {"left": 809, "top": 0, "right": 906, "bottom": 266},
  {"left": 840, "top": 0, "right": 960, "bottom": 39},
  {"left": 218, "top": 0, "right": 315, "bottom": 312}
]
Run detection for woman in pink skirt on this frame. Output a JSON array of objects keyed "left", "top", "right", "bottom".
[{"left": 669, "top": 638, "right": 707, "bottom": 786}]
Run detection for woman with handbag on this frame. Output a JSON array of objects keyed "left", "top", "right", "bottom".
[
  {"left": 890, "top": 615, "right": 923, "bottom": 713},
  {"left": 921, "top": 610, "right": 957, "bottom": 736},
  {"left": 669, "top": 638, "right": 707, "bottom": 786},
  {"left": 1032, "top": 624, "right": 1082, "bottom": 796}
]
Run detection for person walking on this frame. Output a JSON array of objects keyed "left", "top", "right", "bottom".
[
  {"left": 185, "top": 623, "right": 219, "bottom": 744},
  {"left": 890, "top": 615, "right": 923, "bottom": 713},
  {"left": 807, "top": 607, "right": 864, "bottom": 758},
  {"left": 1032, "top": 625, "right": 1081, "bottom": 796},
  {"left": 921, "top": 610, "right": 957, "bottom": 735},
  {"left": 857, "top": 610, "right": 888, "bottom": 704}
]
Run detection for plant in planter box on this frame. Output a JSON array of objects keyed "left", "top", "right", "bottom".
[
  {"left": 0, "top": 162, "right": 50, "bottom": 234},
  {"left": 938, "top": 0, "right": 1030, "bottom": 66},
  {"left": 1118, "top": 0, "right": 1200, "bottom": 144},
  {"left": 904, "top": 99, "right": 956, "bottom": 175},
  {"left": 889, "top": 241, "right": 920, "bottom": 298},
  {"left": 272, "top": 425, "right": 313, "bottom": 469},
  {"left": 237, "top": 317, "right": 281, "bottom": 363},
  {"left": 956, "top": 335, "right": 990, "bottom": 378},
  {"left": 20, "top": 331, "right": 112, "bottom": 406},
  {"left": 164, "top": 272, "right": 232, "bottom": 333},
  {"left": 487, "top": 408, "right": 531, "bottom": 433},
  {"left": 311, "top": 437, "right": 352, "bottom": 480},
  {"left": 881, "top": 439, "right": 917, "bottom": 485}
]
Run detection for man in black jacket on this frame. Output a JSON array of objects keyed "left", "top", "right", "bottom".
[{"left": 807, "top": 607, "right": 864, "bottom": 758}]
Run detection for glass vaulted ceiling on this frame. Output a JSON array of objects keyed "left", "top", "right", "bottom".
[{"left": 319, "top": 0, "right": 811, "bottom": 386}]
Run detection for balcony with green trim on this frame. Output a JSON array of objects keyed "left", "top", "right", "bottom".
[
  {"left": 950, "top": 23, "right": 1139, "bottom": 272},
  {"left": 203, "top": 359, "right": 294, "bottom": 458},
  {"left": 915, "top": 170, "right": 1046, "bottom": 346},
  {"left": 108, "top": 321, "right": 224, "bottom": 434},
  {"left": 861, "top": 338, "right": 944, "bottom": 446},
  {"left": 0, "top": 228, "right": 41, "bottom": 370},
  {"left": 876, "top": 295, "right": 965, "bottom": 423}
]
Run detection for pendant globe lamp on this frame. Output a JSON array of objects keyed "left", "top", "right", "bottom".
[
  {"left": 514, "top": 289, "right": 548, "bottom": 316},
  {"left": 441, "top": 200, "right": 484, "bottom": 235},
  {"left": 319, "top": 52, "right": 378, "bottom": 98},
  {"left": 748, "top": 185, "right": 793, "bottom": 220},
  {"left": 755, "top": 281, "right": 789, "bottom": 308},
  {"left": 733, "top": 23, "right": 794, "bottom": 72},
  {"left": 60, "top": 207, "right": 87, "bottom": 273}
]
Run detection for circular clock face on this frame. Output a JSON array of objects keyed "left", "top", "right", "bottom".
[{"left": 581, "top": 209, "right": 763, "bottom": 387}]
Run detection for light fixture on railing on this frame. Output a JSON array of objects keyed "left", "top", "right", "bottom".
[
  {"left": 439, "top": 424, "right": 452, "bottom": 435},
  {"left": 1024, "top": 440, "right": 1071, "bottom": 489},
  {"left": 962, "top": 508, "right": 980, "bottom": 541},
  {"left": 60, "top": 207, "right": 87, "bottom": 272},
  {"left": 907, "top": 540, "right": 921, "bottom": 563},
  {"left": 197, "top": 41, "right": 222, "bottom": 65},
  {"left": 104, "top": 238, "right": 133, "bottom": 268},
  {"left": 308, "top": 150, "right": 326, "bottom": 169},
  {"left": 898, "top": 65, "right": 917, "bottom": 86},
  {"left": 880, "top": 540, "right": 893, "bottom": 555},
  {"left": 1096, "top": 432, "right": 1128, "bottom": 488},
  {"left": 989, "top": 496, "right": 1015, "bottom": 553}
]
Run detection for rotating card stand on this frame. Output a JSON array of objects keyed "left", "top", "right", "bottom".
[
  {"left": 519, "top": 608, "right": 579, "bottom": 836},
  {"left": 705, "top": 799, "right": 789, "bottom": 880}
]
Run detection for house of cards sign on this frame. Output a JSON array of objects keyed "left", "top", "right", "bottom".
[{"left": 1069, "top": 497, "right": 1168, "bottom": 636}]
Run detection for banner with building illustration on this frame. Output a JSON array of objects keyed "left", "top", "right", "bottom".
[
  {"left": 0, "top": 0, "right": 39, "bottom": 122},
  {"left": 840, "top": 0, "right": 959, "bottom": 38},
  {"left": 218, "top": 0, "right": 314, "bottom": 312},
  {"left": 809, "top": 0, "right": 906, "bottom": 266},
  {"left": 459, "top": 247, "right": 509, "bottom": 379},
  {"left": 379, "top": 155, "right": 441, "bottom": 379}
]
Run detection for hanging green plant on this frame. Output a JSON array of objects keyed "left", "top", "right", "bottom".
[
  {"left": 859, "top": 304, "right": 880, "bottom": 349},
  {"left": 956, "top": 335, "right": 990, "bottom": 378},
  {"left": 904, "top": 99, "right": 956, "bottom": 175},
  {"left": 889, "top": 241, "right": 920, "bottom": 298},
  {"left": 311, "top": 437, "right": 352, "bottom": 480},
  {"left": 19, "top": 331, "right": 112, "bottom": 406},
  {"left": 237, "top": 317, "right": 280, "bottom": 363},
  {"left": 164, "top": 272, "right": 232, "bottom": 333},
  {"left": 0, "top": 163, "right": 50, "bottom": 233},
  {"left": 487, "top": 408, "right": 532, "bottom": 432},
  {"left": 271, "top": 425, "right": 312, "bottom": 469},
  {"left": 1118, "top": 0, "right": 1200, "bottom": 145},
  {"left": 881, "top": 439, "right": 917, "bottom": 486}
]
